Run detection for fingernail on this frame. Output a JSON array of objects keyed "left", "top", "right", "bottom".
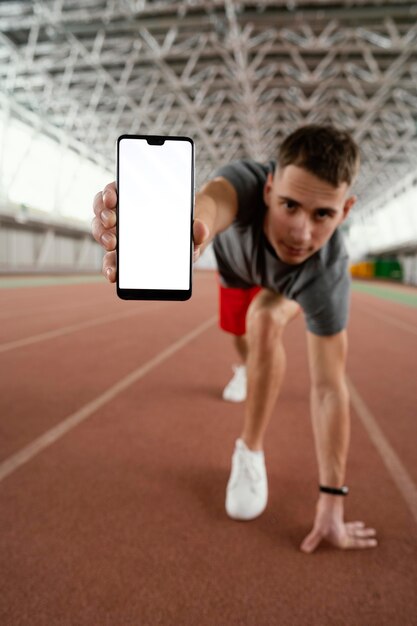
[
  {"left": 101, "top": 233, "right": 113, "bottom": 245},
  {"left": 106, "top": 268, "right": 112, "bottom": 278},
  {"left": 101, "top": 209, "right": 111, "bottom": 221}
]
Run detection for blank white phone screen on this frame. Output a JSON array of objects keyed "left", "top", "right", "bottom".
[{"left": 118, "top": 137, "right": 193, "bottom": 290}]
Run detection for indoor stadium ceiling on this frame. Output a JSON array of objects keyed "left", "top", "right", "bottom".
[{"left": 0, "top": 0, "right": 416, "bottom": 222}]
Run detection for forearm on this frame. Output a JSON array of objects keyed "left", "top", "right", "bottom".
[
  {"left": 193, "top": 178, "right": 237, "bottom": 256},
  {"left": 310, "top": 381, "right": 350, "bottom": 488}
]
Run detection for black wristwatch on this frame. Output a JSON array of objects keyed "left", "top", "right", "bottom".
[{"left": 319, "top": 484, "right": 349, "bottom": 496}]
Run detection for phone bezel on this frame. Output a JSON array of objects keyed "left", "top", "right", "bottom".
[{"left": 116, "top": 134, "right": 195, "bottom": 301}]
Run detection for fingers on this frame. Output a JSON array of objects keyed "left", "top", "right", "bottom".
[
  {"left": 345, "top": 521, "right": 377, "bottom": 548},
  {"left": 192, "top": 218, "right": 210, "bottom": 265},
  {"left": 339, "top": 521, "right": 378, "bottom": 549},
  {"left": 91, "top": 215, "right": 117, "bottom": 250},
  {"left": 345, "top": 521, "right": 365, "bottom": 530},
  {"left": 91, "top": 183, "right": 118, "bottom": 284},
  {"left": 92, "top": 182, "right": 118, "bottom": 262},
  {"left": 193, "top": 244, "right": 201, "bottom": 264},
  {"left": 300, "top": 529, "right": 322, "bottom": 554},
  {"left": 345, "top": 521, "right": 377, "bottom": 537},
  {"left": 345, "top": 536, "right": 378, "bottom": 549},
  {"left": 93, "top": 181, "right": 117, "bottom": 219},
  {"left": 193, "top": 218, "right": 210, "bottom": 246},
  {"left": 102, "top": 251, "right": 116, "bottom": 283},
  {"left": 101, "top": 208, "right": 116, "bottom": 229},
  {"left": 301, "top": 530, "right": 377, "bottom": 552},
  {"left": 349, "top": 528, "right": 377, "bottom": 538},
  {"left": 102, "top": 181, "right": 117, "bottom": 210},
  {"left": 300, "top": 520, "right": 378, "bottom": 553}
]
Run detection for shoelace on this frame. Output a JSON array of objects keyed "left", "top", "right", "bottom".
[{"left": 235, "top": 448, "right": 262, "bottom": 484}]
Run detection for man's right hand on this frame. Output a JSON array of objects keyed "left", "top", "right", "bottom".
[
  {"left": 92, "top": 182, "right": 118, "bottom": 283},
  {"left": 91, "top": 182, "right": 210, "bottom": 283}
]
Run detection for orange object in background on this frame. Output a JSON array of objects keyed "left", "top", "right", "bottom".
[
  {"left": 362, "top": 261, "right": 375, "bottom": 278},
  {"left": 350, "top": 261, "right": 375, "bottom": 279}
]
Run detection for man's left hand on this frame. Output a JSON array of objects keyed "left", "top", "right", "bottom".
[{"left": 300, "top": 495, "right": 378, "bottom": 553}]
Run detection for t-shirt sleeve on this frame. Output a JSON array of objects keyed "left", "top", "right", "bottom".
[
  {"left": 294, "top": 257, "right": 351, "bottom": 336},
  {"left": 212, "top": 159, "right": 265, "bottom": 224}
]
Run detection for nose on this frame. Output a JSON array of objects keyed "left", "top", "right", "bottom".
[{"left": 288, "top": 213, "right": 312, "bottom": 246}]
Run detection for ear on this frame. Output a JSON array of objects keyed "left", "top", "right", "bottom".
[
  {"left": 340, "top": 195, "right": 357, "bottom": 223},
  {"left": 263, "top": 172, "right": 274, "bottom": 207}
]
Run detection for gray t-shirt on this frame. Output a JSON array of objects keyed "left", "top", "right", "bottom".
[{"left": 212, "top": 158, "right": 351, "bottom": 336}]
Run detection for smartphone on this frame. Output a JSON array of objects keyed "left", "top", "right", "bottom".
[{"left": 116, "top": 134, "right": 195, "bottom": 300}]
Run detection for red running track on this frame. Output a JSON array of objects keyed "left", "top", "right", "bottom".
[{"left": 0, "top": 270, "right": 416, "bottom": 625}]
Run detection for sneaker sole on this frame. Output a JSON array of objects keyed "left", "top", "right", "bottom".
[
  {"left": 225, "top": 501, "right": 267, "bottom": 521},
  {"left": 223, "top": 395, "right": 246, "bottom": 402}
]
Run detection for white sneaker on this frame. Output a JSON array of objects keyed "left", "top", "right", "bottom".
[
  {"left": 225, "top": 438, "right": 268, "bottom": 520},
  {"left": 222, "top": 364, "right": 247, "bottom": 402}
]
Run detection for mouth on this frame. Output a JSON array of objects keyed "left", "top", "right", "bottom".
[{"left": 284, "top": 243, "right": 307, "bottom": 255}]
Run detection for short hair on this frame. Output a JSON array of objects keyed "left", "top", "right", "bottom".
[{"left": 278, "top": 124, "right": 361, "bottom": 187}]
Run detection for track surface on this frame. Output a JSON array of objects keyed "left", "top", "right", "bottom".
[{"left": 0, "top": 271, "right": 416, "bottom": 626}]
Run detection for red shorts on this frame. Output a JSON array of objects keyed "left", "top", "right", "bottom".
[{"left": 217, "top": 274, "right": 262, "bottom": 336}]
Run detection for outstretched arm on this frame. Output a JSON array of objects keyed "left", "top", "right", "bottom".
[
  {"left": 92, "top": 176, "right": 238, "bottom": 281},
  {"left": 300, "top": 329, "right": 378, "bottom": 553}
]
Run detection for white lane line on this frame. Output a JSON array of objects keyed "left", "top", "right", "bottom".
[
  {"left": 0, "top": 303, "right": 170, "bottom": 354},
  {"left": 346, "top": 375, "right": 417, "bottom": 526},
  {"left": 355, "top": 303, "right": 417, "bottom": 336},
  {"left": 0, "top": 298, "right": 113, "bottom": 321},
  {"left": 0, "top": 315, "right": 216, "bottom": 483}
]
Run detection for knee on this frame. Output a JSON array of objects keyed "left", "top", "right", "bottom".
[{"left": 246, "top": 306, "right": 284, "bottom": 348}]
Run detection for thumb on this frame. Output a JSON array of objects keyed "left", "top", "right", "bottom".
[
  {"left": 193, "top": 218, "right": 210, "bottom": 247},
  {"left": 300, "top": 529, "right": 322, "bottom": 554}
]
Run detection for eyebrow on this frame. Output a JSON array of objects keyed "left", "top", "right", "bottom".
[{"left": 277, "top": 195, "right": 338, "bottom": 213}]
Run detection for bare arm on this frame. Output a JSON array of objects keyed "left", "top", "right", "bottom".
[
  {"left": 193, "top": 176, "right": 238, "bottom": 260},
  {"left": 92, "top": 176, "right": 238, "bottom": 281},
  {"left": 307, "top": 329, "right": 350, "bottom": 488},
  {"left": 300, "top": 329, "right": 378, "bottom": 553}
]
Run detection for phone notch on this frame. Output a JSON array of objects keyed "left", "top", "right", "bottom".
[{"left": 146, "top": 137, "right": 165, "bottom": 146}]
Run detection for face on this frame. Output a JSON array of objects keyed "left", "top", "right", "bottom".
[{"left": 263, "top": 165, "right": 357, "bottom": 265}]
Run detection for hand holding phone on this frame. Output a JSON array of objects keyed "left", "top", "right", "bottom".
[
  {"left": 117, "top": 134, "right": 199, "bottom": 300},
  {"left": 91, "top": 180, "right": 210, "bottom": 285},
  {"left": 92, "top": 182, "right": 118, "bottom": 283}
]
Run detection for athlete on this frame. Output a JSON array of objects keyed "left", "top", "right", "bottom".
[{"left": 92, "top": 124, "right": 378, "bottom": 553}]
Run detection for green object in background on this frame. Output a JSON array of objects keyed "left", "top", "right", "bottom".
[
  {"left": 374, "top": 259, "right": 403, "bottom": 281},
  {"left": 351, "top": 281, "right": 417, "bottom": 308}
]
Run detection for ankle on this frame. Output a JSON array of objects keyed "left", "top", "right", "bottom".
[{"left": 240, "top": 435, "right": 263, "bottom": 452}]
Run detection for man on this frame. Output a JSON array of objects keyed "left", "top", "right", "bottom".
[{"left": 92, "top": 124, "right": 378, "bottom": 553}]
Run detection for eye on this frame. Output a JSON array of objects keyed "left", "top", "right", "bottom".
[
  {"left": 283, "top": 200, "right": 297, "bottom": 210},
  {"left": 316, "top": 210, "right": 331, "bottom": 220}
]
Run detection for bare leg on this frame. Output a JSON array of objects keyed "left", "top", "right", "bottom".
[
  {"left": 233, "top": 334, "right": 248, "bottom": 363},
  {"left": 240, "top": 291, "right": 301, "bottom": 451}
]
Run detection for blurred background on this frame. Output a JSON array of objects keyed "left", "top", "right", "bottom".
[
  {"left": 0, "top": 0, "right": 416, "bottom": 283},
  {"left": 1, "top": 4, "right": 417, "bottom": 624}
]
